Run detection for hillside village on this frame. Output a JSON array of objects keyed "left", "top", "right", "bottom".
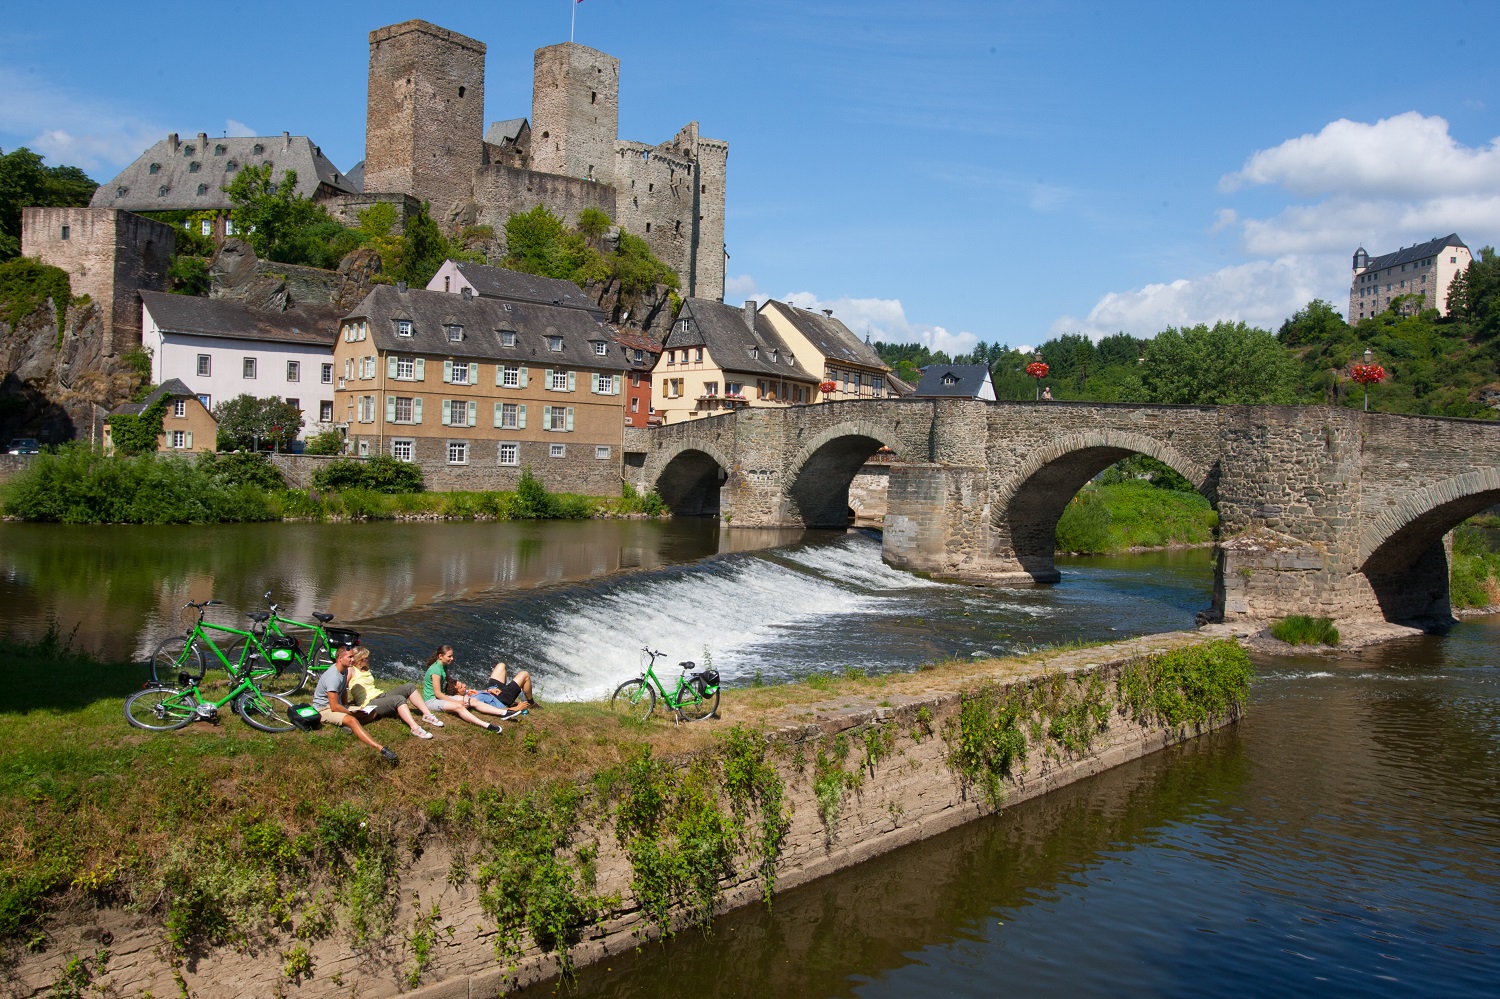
[{"left": 0, "top": 17, "right": 923, "bottom": 495}]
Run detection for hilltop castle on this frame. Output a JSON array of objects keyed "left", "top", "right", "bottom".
[{"left": 90, "top": 19, "right": 728, "bottom": 301}]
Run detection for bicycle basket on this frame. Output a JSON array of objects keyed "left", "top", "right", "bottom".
[
  {"left": 288, "top": 703, "right": 321, "bottom": 731},
  {"left": 267, "top": 633, "right": 301, "bottom": 663},
  {"left": 325, "top": 627, "right": 360, "bottom": 649}
]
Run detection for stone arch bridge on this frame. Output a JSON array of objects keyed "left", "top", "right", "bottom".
[{"left": 623, "top": 399, "right": 1500, "bottom": 626}]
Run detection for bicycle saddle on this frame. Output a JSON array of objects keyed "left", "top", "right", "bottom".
[
  {"left": 313, "top": 612, "right": 334, "bottom": 623},
  {"left": 679, "top": 661, "right": 696, "bottom": 670},
  {"left": 247, "top": 612, "right": 270, "bottom": 622}
]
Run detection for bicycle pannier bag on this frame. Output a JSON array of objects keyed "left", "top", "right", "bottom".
[
  {"left": 288, "top": 703, "right": 321, "bottom": 731},
  {"left": 325, "top": 627, "right": 361, "bottom": 648},
  {"left": 694, "top": 669, "right": 720, "bottom": 694},
  {"left": 267, "top": 633, "right": 301, "bottom": 665}
]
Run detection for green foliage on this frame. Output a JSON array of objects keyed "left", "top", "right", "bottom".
[
  {"left": 1278, "top": 298, "right": 1346, "bottom": 347},
  {"left": 213, "top": 394, "right": 304, "bottom": 452},
  {"left": 1447, "top": 247, "right": 1500, "bottom": 342},
  {"left": 137, "top": 211, "right": 219, "bottom": 257},
  {"left": 1141, "top": 321, "right": 1298, "bottom": 405},
  {"left": 394, "top": 202, "right": 477, "bottom": 287},
  {"left": 282, "top": 944, "right": 313, "bottom": 983},
  {"left": 504, "top": 204, "right": 678, "bottom": 299},
  {"left": 1116, "top": 641, "right": 1252, "bottom": 729},
  {"left": 1269, "top": 615, "right": 1341, "bottom": 646},
  {"left": 195, "top": 450, "right": 286, "bottom": 491},
  {"left": 310, "top": 454, "right": 424, "bottom": 494},
  {"left": 609, "top": 480, "right": 667, "bottom": 517},
  {"left": 1096, "top": 454, "right": 1197, "bottom": 492},
  {"left": 1450, "top": 526, "right": 1500, "bottom": 609},
  {"left": 1055, "top": 480, "right": 1217, "bottom": 553},
  {"left": 1, "top": 444, "right": 276, "bottom": 524},
  {"left": 403, "top": 903, "right": 441, "bottom": 988},
  {"left": 1044, "top": 671, "right": 1111, "bottom": 755},
  {"left": 224, "top": 163, "right": 364, "bottom": 268},
  {"left": 0, "top": 256, "right": 71, "bottom": 328},
  {"left": 943, "top": 685, "right": 1028, "bottom": 808},
  {"left": 167, "top": 255, "right": 211, "bottom": 296},
  {"left": 301, "top": 427, "right": 346, "bottom": 456},
  {"left": 719, "top": 726, "right": 791, "bottom": 904},
  {"left": 107, "top": 395, "right": 168, "bottom": 457},
  {"left": 811, "top": 734, "right": 861, "bottom": 830},
  {"left": 0, "top": 147, "right": 96, "bottom": 261}
]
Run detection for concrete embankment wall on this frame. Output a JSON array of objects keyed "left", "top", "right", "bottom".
[{"left": 15, "top": 633, "right": 1237, "bottom": 998}]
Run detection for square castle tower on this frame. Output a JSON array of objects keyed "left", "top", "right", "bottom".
[{"left": 363, "top": 20, "right": 726, "bottom": 301}]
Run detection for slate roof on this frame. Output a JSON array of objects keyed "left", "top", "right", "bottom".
[
  {"left": 111, "top": 378, "right": 200, "bottom": 416},
  {"left": 887, "top": 373, "right": 916, "bottom": 396},
  {"left": 452, "top": 262, "right": 603, "bottom": 316},
  {"left": 912, "top": 364, "right": 994, "bottom": 399},
  {"left": 761, "top": 300, "right": 887, "bottom": 370},
  {"left": 141, "top": 291, "right": 342, "bottom": 347},
  {"left": 612, "top": 328, "right": 663, "bottom": 371},
  {"left": 344, "top": 160, "right": 365, "bottom": 193},
  {"left": 666, "top": 299, "right": 818, "bottom": 381},
  {"left": 485, "top": 119, "right": 528, "bottom": 145},
  {"left": 1361, "top": 233, "right": 1467, "bottom": 272},
  {"left": 91, "top": 133, "right": 357, "bottom": 212},
  {"left": 344, "top": 285, "right": 628, "bottom": 372}
]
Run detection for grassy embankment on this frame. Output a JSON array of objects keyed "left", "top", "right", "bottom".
[
  {"left": 1, "top": 629, "right": 1250, "bottom": 990},
  {"left": 0, "top": 446, "right": 663, "bottom": 525},
  {"left": 1055, "top": 480, "right": 1218, "bottom": 554},
  {"left": 1452, "top": 525, "right": 1500, "bottom": 609}
]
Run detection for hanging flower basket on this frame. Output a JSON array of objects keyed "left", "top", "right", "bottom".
[
  {"left": 819, "top": 380, "right": 837, "bottom": 393},
  {"left": 1025, "top": 361, "right": 1049, "bottom": 380},
  {"left": 1350, "top": 363, "right": 1385, "bottom": 385}
]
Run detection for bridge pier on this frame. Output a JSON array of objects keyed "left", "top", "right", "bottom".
[{"left": 882, "top": 464, "right": 1044, "bottom": 582}]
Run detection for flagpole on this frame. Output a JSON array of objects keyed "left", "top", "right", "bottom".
[{"left": 570, "top": 0, "right": 576, "bottom": 42}]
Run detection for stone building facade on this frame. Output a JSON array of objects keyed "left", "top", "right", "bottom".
[
  {"left": 1350, "top": 233, "right": 1472, "bottom": 321},
  {"left": 361, "top": 20, "right": 728, "bottom": 301},
  {"left": 21, "top": 207, "right": 175, "bottom": 355}
]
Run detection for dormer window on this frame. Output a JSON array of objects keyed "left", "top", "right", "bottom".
[
  {"left": 252, "top": 143, "right": 264, "bottom": 155},
  {"left": 196, "top": 184, "right": 208, "bottom": 195},
  {"left": 214, "top": 144, "right": 226, "bottom": 156},
  {"left": 158, "top": 186, "right": 169, "bottom": 197},
  {"left": 501, "top": 330, "right": 517, "bottom": 347},
  {"left": 182, "top": 144, "right": 195, "bottom": 157},
  {"left": 226, "top": 160, "right": 238, "bottom": 172},
  {"left": 749, "top": 346, "right": 758, "bottom": 359},
  {"left": 148, "top": 163, "right": 161, "bottom": 175},
  {"left": 115, "top": 187, "right": 128, "bottom": 198},
  {"left": 786, "top": 354, "right": 795, "bottom": 366},
  {"left": 446, "top": 324, "right": 464, "bottom": 342},
  {"left": 547, "top": 335, "right": 564, "bottom": 352},
  {"left": 592, "top": 340, "right": 608, "bottom": 356},
  {"left": 397, "top": 320, "right": 413, "bottom": 337},
  {"left": 188, "top": 161, "right": 201, "bottom": 173},
  {"left": 633, "top": 349, "right": 644, "bottom": 364},
  {"left": 943, "top": 374, "right": 958, "bottom": 385}
]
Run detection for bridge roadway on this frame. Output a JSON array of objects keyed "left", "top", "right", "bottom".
[{"left": 622, "top": 399, "right": 1500, "bottom": 626}]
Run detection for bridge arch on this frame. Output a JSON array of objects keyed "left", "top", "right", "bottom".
[
  {"left": 1357, "top": 468, "right": 1500, "bottom": 622},
  {"left": 783, "top": 419, "right": 910, "bottom": 528},
  {"left": 991, "top": 429, "right": 1217, "bottom": 579},
  {"left": 648, "top": 440, "right": 734, "bottom": 517}
]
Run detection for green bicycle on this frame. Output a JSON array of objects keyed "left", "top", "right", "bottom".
[
  {"left": 242, "top": 590, "right": 349, "bottom": 696},
  {"left": 609, "top": 647, "right": 720, "bottom": 722},
  {"left": 150, "top": 595, "right": 349, "bottom": 697},
  {"left": 124, "top": 671, "right": 297, "bottom": 733}
]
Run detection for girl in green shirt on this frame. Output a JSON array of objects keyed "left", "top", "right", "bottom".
[{"left": 422, "top": 645, "right": 506, "bottom": 731}]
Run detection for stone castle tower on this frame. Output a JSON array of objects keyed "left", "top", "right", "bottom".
[{"left": 361, "top": 20, "right": 726, "bottom": 301}]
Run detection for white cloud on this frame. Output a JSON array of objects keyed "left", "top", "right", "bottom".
[
  {"left": 1221, "top": 112, "right": 1500, "bottom": 199},
  {"left": 778, "top": 291, "right": 978, "bottom": 355},
  {"left": 1052, "top": 255, "right": 1346, "bottom": 339},
  {"left": 724, "top": 273, "right": 759, "bottom": 301},
  {"left": 1209, "top": 208, "right": 1237, "bottom": 234},
  {"left": 225, "top": 119, "right": 256, "bottom": 138},
  {"left": 0, "top": 67, "right": 162, "bottom": 173}
]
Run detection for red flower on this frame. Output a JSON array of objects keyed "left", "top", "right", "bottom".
[
  {"left": 1026, "top": 361, "right": 1050, "bottom": 379},
  {"left": 819, "top": 380, "right": 837, "bottom": 393},
  {"left": 1350, "top": 363, "right": 1385, "bottom": 385}
]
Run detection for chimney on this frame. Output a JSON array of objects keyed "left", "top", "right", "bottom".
[
  {"left": 168, "top": 132, "right": 179, "bottom": 151},
  {"left": 397, "top": 281, "right": 408, "bottom": 293},
  {"left": 283, "top": 131, "right": 291, "bottom": 148},
  {"left": 197, "top": 132, "right": 208, "bottom": 151},
  {"left": 822, "top": 309, "right": 834, "bottom": 317},
  {"left": 461, "top": 286, "right": 472, "bottom": 301},
  {"left": 743, "top": 299, "right": 757, "bottom": 327}
]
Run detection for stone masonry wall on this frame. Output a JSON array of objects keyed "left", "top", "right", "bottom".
[
  {"left": 11, "top": 633, "right": 1234, "bottom": 998},
  {"left": 467, "top": 164, "right": 616, "bottom": 251},
  {"left": 530, "top": 43, "right": 620, "bottom": 183}
]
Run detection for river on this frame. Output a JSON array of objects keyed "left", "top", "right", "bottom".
[{"left": 2, "top": 520, "right": 1496, "bottom": 995}]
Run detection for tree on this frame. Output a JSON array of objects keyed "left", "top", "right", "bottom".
[
  {"left": 0, "top": 147, "right": 96, "bottom": 260},
  {"left": 1448, "top": 246, "right": 1500, "bottom": 342},
  {"left": 1278, "top": 299, "right": 1347, "bottom": 347},
  {"left": 503, "top": 205, "right": 677, "bottom": 296},
  {"left": 1140, "top": 321, "right": 1298, "bottom": 406},
  {"left": 167, "top": 256, "right": 210, "bottom": 296},
  {"left": 223, "top": 164, "right": 335, "bottom": 265},
  {"left": 213, "top": 394, "right": 304, "bottom": 452},
  {"left": 302, "top": 427, "right": 346, "bottom": 455}
]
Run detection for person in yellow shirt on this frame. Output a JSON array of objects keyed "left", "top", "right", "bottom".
[{"left": 345, "top": 647, "right": 445, "bottom": 740}]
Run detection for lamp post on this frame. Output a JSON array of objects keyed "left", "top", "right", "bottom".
[
  {"left": 1026, "top": 350, "right": 1050, "bottom": 401},
  {"left": 1351, "top": 347, "right": 1385, "bottom": 412}
]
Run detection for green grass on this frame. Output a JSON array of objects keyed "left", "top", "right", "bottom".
[
  {"left": 1269, "top": 615, "right": 1340, "bottom": 646},
  {"left": 1055, "top": 481, "right": 1218, "bottom": 554},
  {"left": 1451, "top": 526, "right": 1500, "bottom": 609}
]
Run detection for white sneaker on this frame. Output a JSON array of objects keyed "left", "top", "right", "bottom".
[
  {"left": 411, "top": 727, "right": 434, "bottom": 740},
  {"left": 421, "top": 714, "right": 445, "bottom": 728}
]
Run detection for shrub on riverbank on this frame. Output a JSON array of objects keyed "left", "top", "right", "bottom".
[
  {"left": 1055, "top": 480, "right": 1217, "bottom": 554},
  {"left": 1451, "top": 526, "right": 1500, "bottom": 609},
  {"left": 1, "top": 445, "right": 277, "bottom": 524},
  {"left": 311, "top": 455, "right": 424, "bottom": 494},
  {"left": 1269, "top": 615, "right": 1340, "bottom": 646}
]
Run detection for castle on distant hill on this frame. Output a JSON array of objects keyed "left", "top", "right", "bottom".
[{"left": 90, "top": 19, "right": 728, "bottom": 301}]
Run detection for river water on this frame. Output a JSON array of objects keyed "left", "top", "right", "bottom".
[{"left": 2, "top": 520, "right": 1496, "bottom": 995}]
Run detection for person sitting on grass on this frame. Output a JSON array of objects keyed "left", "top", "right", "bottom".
[
  {"left": 313, "top": 642, "right": 397, "bottom": 763},
  {"left": 421, "top": 646, "right": 505, "bottom": 732},
  {"left": 344, "top": 646, "right": 444, "bottom": 740},
  {"left": 453, "top": 661, "right": 540, "bottom": 720}
]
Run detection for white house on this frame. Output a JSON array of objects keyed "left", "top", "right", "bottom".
[{"left": 140, "top": 291, "right": 343, "bottom": 439}]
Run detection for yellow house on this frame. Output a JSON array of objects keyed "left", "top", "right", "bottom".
[
  {"left": 104, "top": 378, "right": 218, "bottom": 454},
  {"left": 755, "top": 299, "right": 894, "bottom": 401},
  {"left": 654, "top": 298, "right": 820, "bottom": 424}
]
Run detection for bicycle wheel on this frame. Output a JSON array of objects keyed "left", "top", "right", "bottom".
[
  {"left": 124, "top": 686, "right": 196, "bottom": 731},
  {"left": 263, "top": 651, "right": 311, "bottom": 697},
  {"left": 236, "top": 691, "right": 296, "bottom": 733},
  {"left": 673, "top": 685, "right": 720, "bottom": 723},
  {"left": 609, "top": 679, "right": 656, "bottom": 721},
  {"left": 151, "top": 636, "right": 206, "bottom": 685}
]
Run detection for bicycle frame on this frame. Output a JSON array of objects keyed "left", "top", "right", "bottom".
[
  {"left": 639, "top": 651, "right": 708, "bottom": 710},
  {"left": 256, "top": 593, "right": 338, "bottom": 678}
]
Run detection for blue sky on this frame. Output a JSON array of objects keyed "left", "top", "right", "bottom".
[{"left": 3, "top": 1, "right": 1498, "bottom": 355}]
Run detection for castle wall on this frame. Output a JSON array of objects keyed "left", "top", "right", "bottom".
[
  {"left": 530, "top": 43, "right": 619, "bottom": 182},
  {"left": 692, "top": 137, "right": 728, "bottom": 301},
  {"left": 614, "top": 138, "right": 696, "bottom": 289},
  {"left": 322, "top": 193, "right": 421, "bottom": 234},
  {"left": 21, "top": 208, "right": 174, "bottom": 355},
  {"left": 364, "top": 21, "right": 486, "bottom": 217},
  {"left": 468, "top": 164, "right": 616, "bottom": 252}
]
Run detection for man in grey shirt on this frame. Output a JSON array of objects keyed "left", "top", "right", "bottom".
[{"left": 315, "top": 640, "right": 397, "bottom": 762}]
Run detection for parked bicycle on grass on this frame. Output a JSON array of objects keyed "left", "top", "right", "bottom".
[{"left": 609, "top": 647, "right": 720, "bottom": 722}]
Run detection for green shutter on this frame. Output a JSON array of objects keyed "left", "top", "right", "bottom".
[
  {"left": 493, "top": 401, "right": 503, "bottom": 428},
  {"left": 567, "top": 371, "right": 576, "bottom": 392},
  {"left": 387, "top": 356, "right": 398, "bottom": 378},
  {"left": 468, "top": 400, "right": 477, "bottom": 427},
  {"left": 385, "top": 396, "right": 396, "bottom": 423},
  {"left": 543, "top": 405, "right": 552, "bottom": 429},
  {"left": 495, "top": 364, "right": 503, "bottom": 387},
  {"left": 518, "top": 404, "right": 527, "bottom": 429},
  {"left": 413, "top": 398, "right": 423, "bottom": 424},
  {"left": 545, "top": 368, "right": 554, "bottom": 391},
  {"left": 565, "top": 407, "right": 574, "bottom": 432},
  {"left": 414, "top": 358, "right": 425, "bottom": 381},
  {"left": 591, "top": 372, "right": 600, "bottom": 394},
  {"left": 185, "top": 431, "right": 193, "bottom": 449},
  {"left": 441, "top": 399, "right": 452, "bottom": 425},
  {"left": 443, "top": 360, "right": 453, "bottom": 383}
]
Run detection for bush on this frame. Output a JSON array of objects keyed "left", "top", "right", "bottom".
[
  {"left": 302, "top": 428, "right": 345, "bottom": 456},
  {"left": 197, "top": 451, "right": 286, "bottom": 491},
  {"left": 512, "top": 467, "right": 553, "bottom": 519},
  {"left": 1451, "top": 526, "right": 1500, "bottom": 608},
  {"left": 0, "top": 256, "right": 71, "bottom": 328},
  {"left": 1269, "top": 615, "right": 1340, "bottom": 646},
  {"left": 1055, "top": 491, "right": 1112, "bottom": 553},
  {"left": 311, "top": 455, "right": 423, "bottom": 494}
]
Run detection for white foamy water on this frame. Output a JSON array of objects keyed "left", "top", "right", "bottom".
[{"left": 775, "top": 536, "right": 946, "bottom": 591}]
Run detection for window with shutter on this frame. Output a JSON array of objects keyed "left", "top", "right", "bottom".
[
  {"left": 565, "top": 408, "right": 574, "bottom": 432},
  {"left": 412, "top": 398, "right": 423, "bottom": 424},
  {"left": 518, "top": 404, "right": 527, "bottom": 429},
  {"left": 443, "top": 360, "right": 453, "bottom": 383},
  {"left": 415, "top": 358, "right": 425, "bottom": 380},
  {"left": 468, "top": 401, "right": 477, "bottom": 427},
  {"left": 543, "top": 405, "right": 553, "bottom": 429},
  {"left": 388, "top": 356, "right": 398, "bottom": 378},
  {"left": 441, "top": 400, "right": 452, "bottom": 425},
  {"left": 386, "top": 396, "right": 396, "bottom": 422},
  {"left": 567, "top": 371, "right": 576, "bottom": 392}
]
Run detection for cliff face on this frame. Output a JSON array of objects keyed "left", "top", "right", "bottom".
[{"left": 0, "top": 297, "right": 145, "bottom": 445}]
